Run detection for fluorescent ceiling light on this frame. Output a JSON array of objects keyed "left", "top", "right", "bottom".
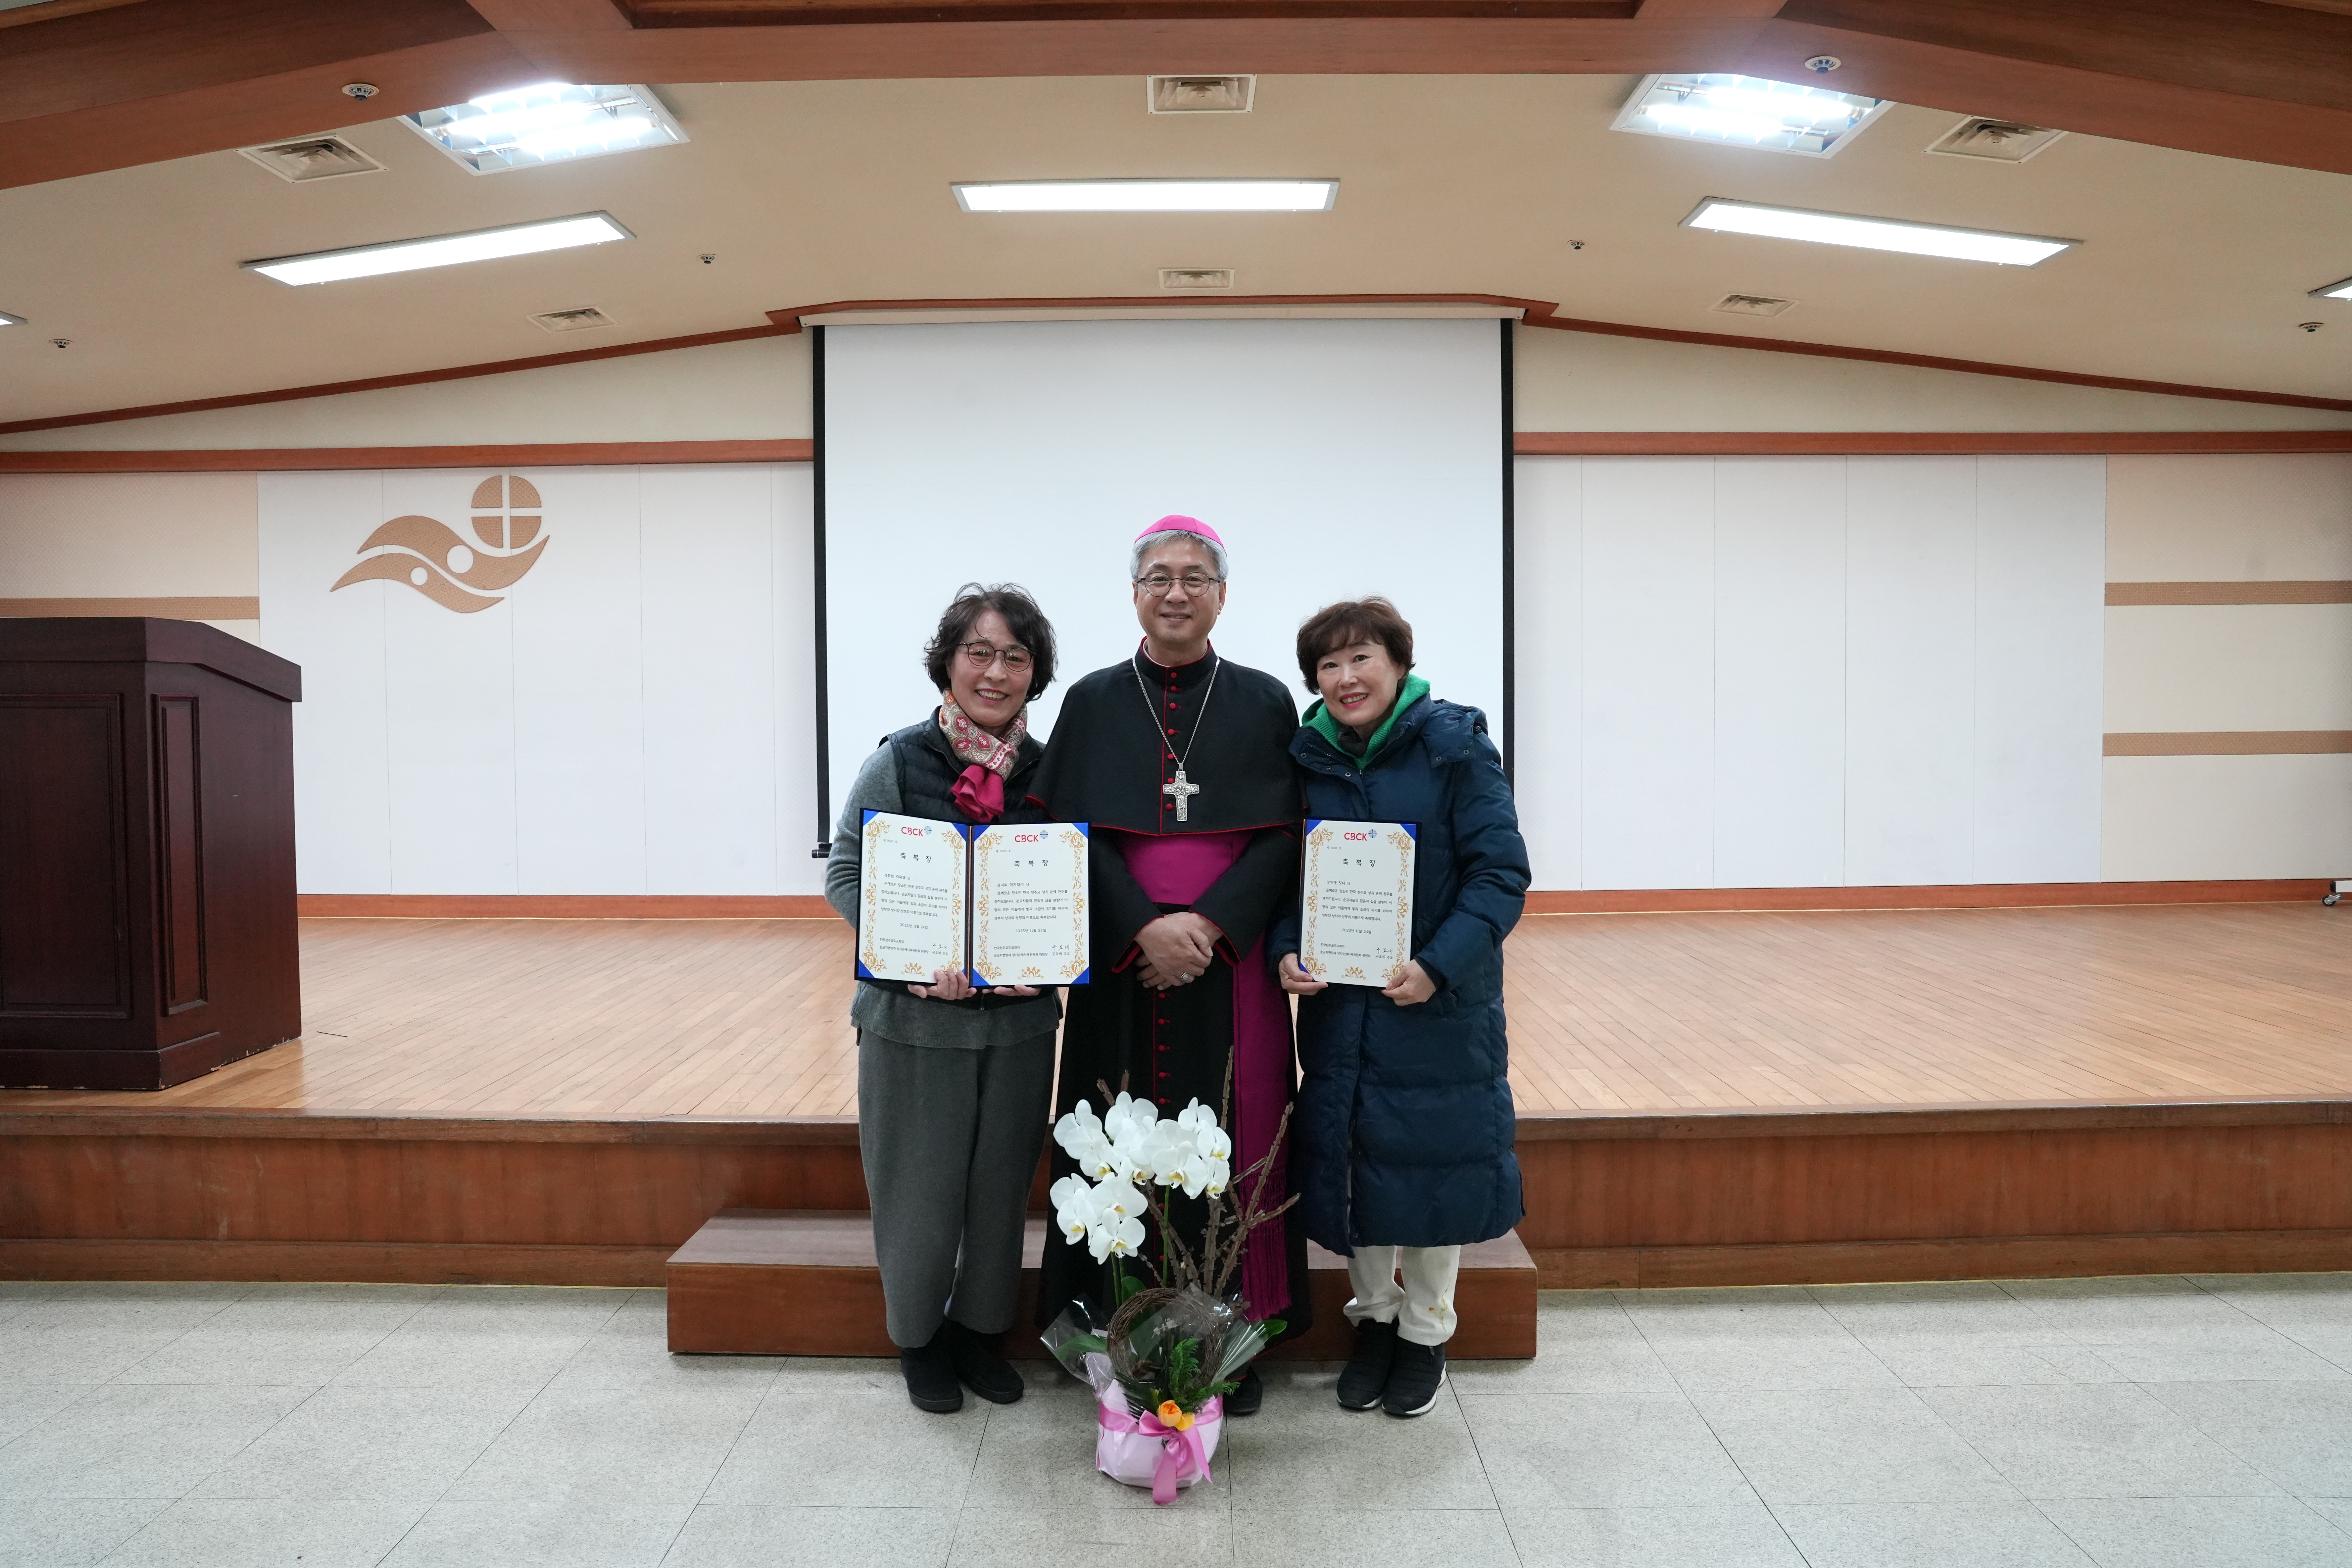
[
  {"left": 0, "top": 310, "right": 23, "bottom": 327},
  {"left": 404, "top": 83, "right": 686, "bottom": 175},
  {"left": 2312, "top": 276, "right": 2352, "bottom": 301},
  {"left": 243, "top": 212, "right": 633, "bottom": 286},
  {"left": 1683, "top": 197, "right": 2077, "bottom": 266},
  {"left": 1614, "top": 74, "right": 1889, "bottom": 158},
  {"left": 954, "top": 179, "right": 1337, "bottom": 212}
]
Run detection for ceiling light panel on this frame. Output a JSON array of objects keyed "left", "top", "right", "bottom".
[
  {"left": 2312, "top": 276, "right": 2352, "bottom": 301},
  {"left": 404, "top": 83, "right": 686, "bottom": 175},
  {"left": 1614, "top": 74, "right": 1890, "bottom": 158},
  {"left": 0, "top": 310, "right": 23, "bottom": 327},
  {"left": 243, "top": 212, "right": 634, "bottom": 286},
  {"left": 954, "top": 180, "right": 1337, "bottom": 212},
  {"left": 1684, "top": 198, "right": 2078, "bottom": 266}
]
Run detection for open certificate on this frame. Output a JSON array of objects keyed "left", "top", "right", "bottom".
[
  {"left": 857, "top": 812, "right": 1090, "bottom": 987},
  {"left": 971, "top": 823, "right": 1090, "bottom": 987},
  {"left": 1300, "top": 819, "right": 1417, "bottom": 986},
  {"left": 856, "top": 812, "right": 968, "bottom": 983}
]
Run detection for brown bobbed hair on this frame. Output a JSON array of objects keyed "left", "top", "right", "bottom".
[
  {"left": 1294, "top": 597, "right": 1414, "bottom": 692},
  {"left": 924, "top": 583, "right": 1058, "bottom": 699}
]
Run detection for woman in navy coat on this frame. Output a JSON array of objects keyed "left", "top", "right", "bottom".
[{"left": 1270, "top": 597, "right": 1530, "bottom": 1419}]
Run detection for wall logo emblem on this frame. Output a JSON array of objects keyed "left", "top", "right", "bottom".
[{"left": 330, "top": 474, "right": 550, "bottom": 613}]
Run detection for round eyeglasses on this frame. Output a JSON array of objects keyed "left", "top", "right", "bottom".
[
  {"left": 1134, "top": 572, "right": 1224, "bottom": 597},
  {"left": 956, "top": 641, "right": 1033, "bottom": 673}
]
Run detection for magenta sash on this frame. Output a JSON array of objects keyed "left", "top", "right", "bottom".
[{"left": 1116, "top": 829, "right": 1294, "bottom": 1318}]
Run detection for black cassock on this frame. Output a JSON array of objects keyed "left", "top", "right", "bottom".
[{"left": 1028, "top": 642, "right": 1312, "bottom": 1333}]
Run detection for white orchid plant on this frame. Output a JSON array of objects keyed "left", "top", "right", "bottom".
[
  {"left": 1041, "top": 1077, "right": 1298, "bottom": 1422},
  {"left": 1047, "top": 1077, "right": 1294, "bottom": 1303}
]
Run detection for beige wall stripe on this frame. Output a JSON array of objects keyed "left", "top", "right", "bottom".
[
  {"left": 2107, "top": 581, "right": 2352, "bottom": 605},
  {"left": 2105, "top": 731, "right": 2352, "bottom": 756},
  {"left": 0, "top": 597, "right": 259, "bottom": 620}
]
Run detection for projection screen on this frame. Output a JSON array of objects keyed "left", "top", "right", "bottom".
[{"left": 816, "top": 315, "right": 1509, "bottom": 844}]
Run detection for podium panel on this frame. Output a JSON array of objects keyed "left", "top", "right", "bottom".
[{"left": 0, "top": 619, "right": 300, "bottom": 1089}]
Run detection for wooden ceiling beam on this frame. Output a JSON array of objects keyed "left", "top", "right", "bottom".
[{"left": 7, "top": 0, "right": 2352, "bottom": 188}]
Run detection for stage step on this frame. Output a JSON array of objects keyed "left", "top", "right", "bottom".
[{"left": 666, "top": 1209, "right": 1536, "bottom": 1359}]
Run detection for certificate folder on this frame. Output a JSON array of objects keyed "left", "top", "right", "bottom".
[
  {"left": 1300, "top": 818, "right": 1417, "bottom": 986},
  {"left": 854, "top": 811, "right": 1090, "bottom": 987}
]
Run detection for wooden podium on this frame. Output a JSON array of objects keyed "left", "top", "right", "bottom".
[{"left": 0, "top": 619, "right": 301, "bottom": 1090}]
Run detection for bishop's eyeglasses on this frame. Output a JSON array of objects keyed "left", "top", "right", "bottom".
[
  {"left": 955, "top": 641, "right": 1033, "bottom": 673},
  {"left": 1134, "top": 571, "right": 1224, "bottom": 597}
]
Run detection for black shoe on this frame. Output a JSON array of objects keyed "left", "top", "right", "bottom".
[
  {"left": 1223, "top": 1364, "right": 1264, "bottom": 1418},
  {"left": 1382, "top": 1339, "right": 1446, "bottom": 1418},
  {"left": 1336, "top": 1318, "right": 1399, "bottom": 1410},
  {"left": 899, "top": 1331, "right": 963, "bottom": 1414},
  {"left": 942, "top": 1320, "right": 1024, "bottom": 1405}
]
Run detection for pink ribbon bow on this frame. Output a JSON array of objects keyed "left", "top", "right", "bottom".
[
  {"left": 951, "top": 764, "right": 1006, "bottom": 822},
  {"left": 1099, "top": 1395, "right": 1220, "bottom": 1505}
]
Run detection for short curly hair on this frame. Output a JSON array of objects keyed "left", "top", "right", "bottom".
[
  {"left": 922, "top": 583, "right": 1058, "bottom": 698},
  {"left": 1294, "top": 597, "right": 1414, "bottom": 692}
]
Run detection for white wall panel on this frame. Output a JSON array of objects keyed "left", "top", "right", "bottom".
[
  {"left": 1972, "top": 456, "right": 2105, "bottom": 883},
  {"left": 2106, "top": 604, "right": 2352, "bottom": 732},
  {"left": 2104, "top": 755, "right": 2352, "bottom": 881},
  {"left": 1581, "top": 458, "right": 1715, "bottom": 889},
  {"left": 1844, "top": 458, "right": 1978, "bottom": 885},
  {"left": 510, "top": 467, "right": 647, "bottom": 895},
  {"left": 641, "top": 464, "right": 778, "bottom": 893},
  {"left": 256, "top": 470, "right": 392, "bottom": 894},
  {"left": 772, "top": 464, "right": 825, "bottom": 892},
  {"left": 1512, "top": 457, "right": 1581, "bottom": 890},
  {"left": 1711, "top": 458, "right": 1846, "bottom": 888},
  {"left": 379, "top": 470, "right": 518, "bottom": 895}
]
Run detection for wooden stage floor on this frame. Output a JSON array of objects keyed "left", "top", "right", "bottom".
[{"left": 7, "top": 902, "right": 2352, "bottom": 1120}]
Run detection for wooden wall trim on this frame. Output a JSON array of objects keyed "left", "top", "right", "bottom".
[
  {"left": 1516, "top": 431, "right": 2352, "bottom": 456},
  {"left": 2105, "top": 731, "right": 2352, "bottom": 756},
  {"left": 0, "top": 1109, "right": 863, "bottom": 1143},
  {"left": 297, "top": 893, "right": 836, "bottom": 918},
  {"left": 1522, "top": 879, "right": 2329, "bottom": 914},
  {"left": 14, "top": 291, "right": 2344, "bottom": 441},
  {"left": 0, "top": 441, "right": 813, "bottom": 473},
  {"left": 0, "top": 597, "right": 259, "bottom": 620},
  {"left": 1515, "top": 1097, "right": 2352, "bottom": 1143},
  {"left": 2109, "top": 580, "right": 2352, "bottom": 605},
  {"left": 1533, "top": 1229, "right": 2352, "bottom": 1290},
  {"left": 0, "top": 1239, "right": 669, "bottom": 1288},
  {"left": 1518, "top": 315, "right": 2352, "bottom": 414},
  {"left": 0, "top": 325, "right": 797, "bottom": 438}
]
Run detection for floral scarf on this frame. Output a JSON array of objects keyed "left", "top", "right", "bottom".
[{"left": 939, "top": 694, "right": 1026, "bottom": 822}]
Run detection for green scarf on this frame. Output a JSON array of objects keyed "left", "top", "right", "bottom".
[{"left": 1305, "top": 673, "right": 1431, "bottom": 769}]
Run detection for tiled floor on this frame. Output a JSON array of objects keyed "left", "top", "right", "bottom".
[{"left": 4, "top": 1275, "right": 2352, "bottom": 1566}]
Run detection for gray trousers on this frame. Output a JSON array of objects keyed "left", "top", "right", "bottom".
[{"left": 858, "top": 1028, "right": 1057, "bottom": 1348}]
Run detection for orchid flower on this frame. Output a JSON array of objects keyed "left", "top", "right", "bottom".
[
  {"left": 1092, "top": 1177, "right": 1146, "bottom": 1222},
  {"left": 1053, "top": 1104, "right": 1118, "bottom": 1179},
  {"left": 1048, "top": 1174, "right": 1096, "bottom": 1243}
]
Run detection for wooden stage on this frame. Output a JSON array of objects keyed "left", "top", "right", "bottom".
[{"left": 6, "top": 904, "right": 2352, "bottom": 1292}]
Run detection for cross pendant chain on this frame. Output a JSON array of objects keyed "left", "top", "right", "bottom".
[
  {"left": 1162, "top": 767, "right": 1200, "bottom": 823},
  {"left": 1133, "top": 654, "right": 1222, "bottom": 825}
]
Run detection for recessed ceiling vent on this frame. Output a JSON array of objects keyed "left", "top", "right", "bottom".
[
  {"left": 1928, "top": 117, "right": 2065, "bottom": 162},
  {"left": 238, "top": 136, "right": 385, "bottom": 183},
  {"left": 529, "top": 306, "right": 618, "bottom": 333},
  {"left": 1160, "top": 269, "right": 1235, "bottom": 290},
  {"left": 1147, "top": 76, "right": 1255, "bottom": 114},
  {"left": 1712, "top": 293, "right": 1797, "bottom": 318}
]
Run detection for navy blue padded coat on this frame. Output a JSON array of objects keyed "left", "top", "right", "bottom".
[{"left": 1269, "top": 694, "right": 1530, "bottom": 1255}]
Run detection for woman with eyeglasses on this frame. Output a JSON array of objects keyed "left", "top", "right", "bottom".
[{"left": 823, "top": 582, "right": 1062, "bottom": 1414}]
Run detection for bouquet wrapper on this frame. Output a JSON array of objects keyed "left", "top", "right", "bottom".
[{"left": 1094, "top": 1383, "right": 1222, "bottom": 1505}]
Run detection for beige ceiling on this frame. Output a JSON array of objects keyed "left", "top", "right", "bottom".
[{"left": 1, "top": 71, "right": 2349, "bottom": 426}]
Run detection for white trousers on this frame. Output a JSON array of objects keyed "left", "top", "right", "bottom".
[{"left": 1343, "top": 1245, "right": 1462, "bottom": 1347}]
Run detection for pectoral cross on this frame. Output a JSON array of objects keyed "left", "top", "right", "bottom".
[{"left": 1162, "top": 767, "right": 1200, "bottom": 823}]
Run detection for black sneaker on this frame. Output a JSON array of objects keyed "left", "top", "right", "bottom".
[
  {"left": 1382, "top": 1339, "right": 1446, "bottom": 1418},
  {"left": 1223, "top": 1364, "right": 1264, "bottom": 1417},
  {"left": 942, "top": 1320, "right": 1024, "bottom": 1405},
  {"left": 1336, "top": 1318, "right": 1399, "bottom": 1410},
  {"left": 899, "top": 1330, "right": 963, "bottom": 1414}
]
